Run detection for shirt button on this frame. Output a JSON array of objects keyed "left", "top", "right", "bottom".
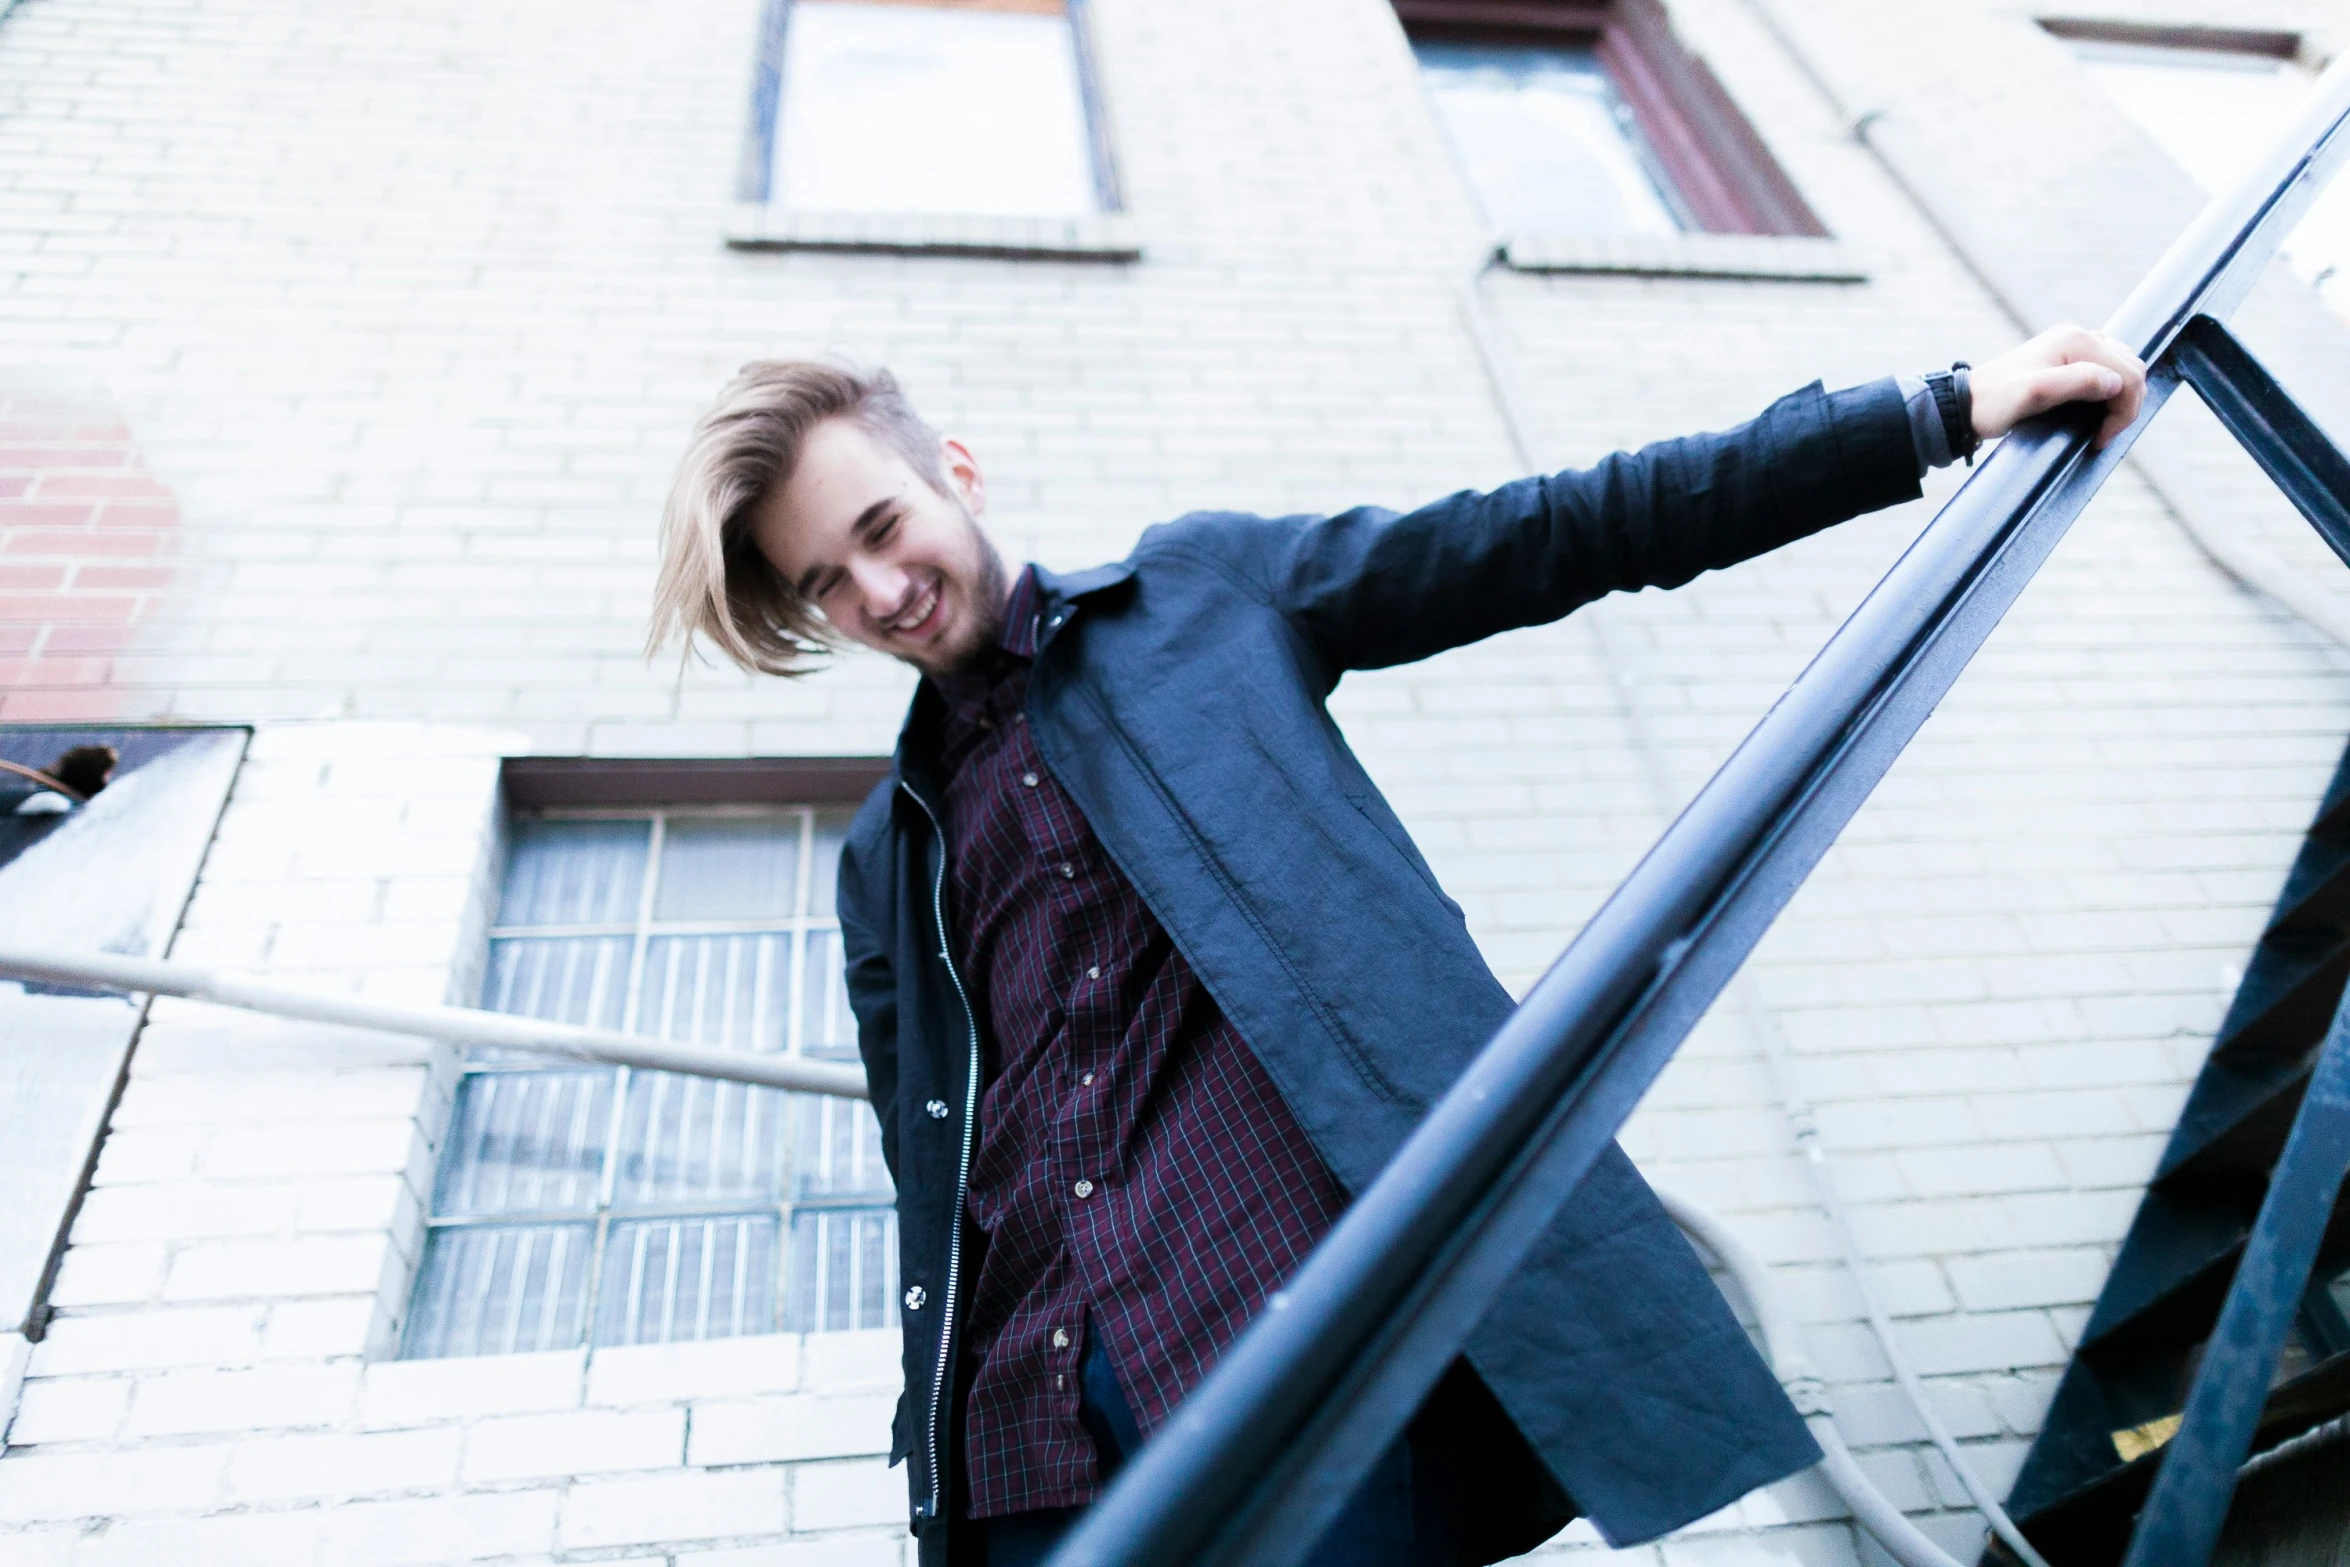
[
  {"left": 1052, "top": 1327, "right": 1071, "bottom": 1349},
  {"left": 925, "top": 1099, "right": 950, "bottom": 1120},
  {"left": 1073, "top": 1179, "right": 1095, "bottom": 1199},
  {"left": 904, "top": 1285, "right": 927, "bottom": 1311},
  {"left": 1081, "top": 1071, "right": 1095, "bottom": 1086},
  {"left": 1057, "top": 1373, "right": 1067, "bottom": 1390},
  {"left": 1022, "top": 772, "right": 1039, "bottom": 787},
  {"left": 1058, "top": 863, "right": 1075, "bottom": 879},
  {"left": 1087, "top": 965, "right": 1101, "bottom": 979}
]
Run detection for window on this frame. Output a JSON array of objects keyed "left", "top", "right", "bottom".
[
  {"left": 403, "top": 804, "right": 896, "bottom": 1359},
  {"left": 732, "top": 0, "right": 1135, "bottom": 259},
  {"left": 1399, "top": 0, "right": 1824, "bottom": 242},
  {"left": 2051, "top": 22, "right": 2350, "bottom": 323}
]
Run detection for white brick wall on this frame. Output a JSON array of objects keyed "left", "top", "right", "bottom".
[{"left": 5, "top": 0, "right": 2350, "bottom": 1560}]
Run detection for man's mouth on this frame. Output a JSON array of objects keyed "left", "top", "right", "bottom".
[{"left": 884, "top": 578, "right": 944, "bottom": 640}]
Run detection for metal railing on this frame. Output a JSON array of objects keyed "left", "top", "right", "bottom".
[{"left": 7, "top": 50, "right": 2350, "bottom": 1567}]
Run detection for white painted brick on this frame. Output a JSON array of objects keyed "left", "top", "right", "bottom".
[
  {"left": 360, "top": 1347, "right": 585, "bottom": 1428},
  {"left": 123, "top": 1361, "right": 360, "bottom": 1437},
  {"left": 461, "top": 1406, "right": 685, "bottom": 1483},
  {"left": 0, "top": 1444, "right": 227, "bottom": 1523},
  {"left": 162, "top": 1234, "right": 398, "bottom": 1303},
  {"left": 44, "top": 1244, "right": 167, "bottom": 1309},
  {"left": 225, "top": 1426, "right": 462, "bottom": 1502},
  {"left": 260, "top": 1296, "right": 381, "bottom": 1361},
  {"left": 1945, "top": 1248, "right": 2114, "bottom": 1313},
  {"left": 587, "top": 1332, "right": 802, "bottom": 1407},
  {"left": 4, "top": 1376, "right": 132, "bottom": 1445},
  {"left": 791, "top": 1457, "right": 905, "bottom": 1532},
  {"left": 688, "top": 1392, "right": 895, "bottom": 1466},
  {"left": 68, "top": 1184, "right": 298, "bottom": 1245},
  {"left": 69, "top": 1489, "right": 559, "bottom": 1567},
  {"left": 680, "top": 1538, "right": 906, "bottom": 1567},
  {"left": 197, "top": 1120, "right": 420, "bottom": 1179},
  {"left": 561, "top": 1467, "right": 789, "bottom": 1550},
  {"left": 0, "top": 1527, "right": 79, "bottom": 1567},
  {"left": 26, "top": 1308, "right": 265, "bottom": 1376},
  {"left": 800, "top": 1330, "right": 902, "bottom": 1391}
]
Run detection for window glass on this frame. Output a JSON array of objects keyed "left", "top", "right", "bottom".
[
  {"left": 1414, "top": 40, "right": 1689, "bottom": 238},
  {"left": 405, "top": 806, "right": 896, "bottom": 1358},
  {"left": 2073, "top": 39, "right": 2350, "bottom": 324},
  {"left": 776, "top": 0, "right": 1102, "bottom": 217}
]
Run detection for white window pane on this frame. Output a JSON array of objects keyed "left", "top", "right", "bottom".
[
  {"left": 406, "top": 1223, "right": 593, "bottom": 1359},
  {"left": 786, "top": 1207, "right": 899, "bottom": 1332},
  {"left": 653, "top": 818, "right": 800, "bottom": 922},
  {"left": 797, "top": 927, "right": 856, "bottom": 1057},
  {"left": 795, "top": 1094, "right": 895, "bottom": 1200},
  {"left": 2076, "top": 42, "right": 2350, "bottom": 325},
  {"left": 612, "top": 1070, "right": 789, "bottom": 1205},
  {"left": 434, "top": 1070, "right": 614, "bottom": 1216},
  {"left": 635, "top": 932, "right": 791, "bottom": 1051},
  {"left": 499, "top": 818, "right": 647, "bottom": 926},
  {"left": 483, "top": 934, "right": 633, "bottom": 1031},
  {"left": 807, "top": 808, "right": 854, "bottom": 918},
  {"left": 595, "top": 1214, "right": 780, "bottom": 1346},
  {"left": 1417, "top": 41, "right": 1685, "bottom": 238},
  {"left": 778, "top": 1, "right": 1100, "bottom": 217}
]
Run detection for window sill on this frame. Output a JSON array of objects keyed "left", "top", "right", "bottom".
[
  {"left": 727, "top": 206, "right": 1142, "bottom": 262},
  {"left": 1501, "top": 231, "right": 1868, "bottom": 282}
]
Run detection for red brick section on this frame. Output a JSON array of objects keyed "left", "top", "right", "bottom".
[{"left": 0, "top": 391, "right": 180, "bottom": 721}]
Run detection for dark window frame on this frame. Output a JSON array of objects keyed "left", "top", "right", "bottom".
[
  {"left": 1394, "top": 0, "right": 1826, "bottom": 237},
  {"left": 2038, "top": 17, "right": 2300, "bottom": 62}
]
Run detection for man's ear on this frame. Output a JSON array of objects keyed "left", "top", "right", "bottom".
[{"left": 939, "top": 435, "right": 985, "bottom": 518}]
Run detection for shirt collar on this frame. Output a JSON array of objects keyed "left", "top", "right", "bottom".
[{"left": 998, "top": 564, "right": 1044, "bottom": 660}]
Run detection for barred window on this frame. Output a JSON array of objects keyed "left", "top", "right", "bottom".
[{"left": 403, "top": 806, "right": 896, "bottom": 1359}]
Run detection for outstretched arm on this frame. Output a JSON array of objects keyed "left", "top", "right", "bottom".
[{"left": 1266, "top": 326, "right": 2145, "bottom": 674}]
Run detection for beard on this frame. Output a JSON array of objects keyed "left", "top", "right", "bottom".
[{"left": 921, "top": 505, "right": 1010, "bottom": 677}]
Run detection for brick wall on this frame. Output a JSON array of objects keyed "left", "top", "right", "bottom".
[
  {"left": 0, "top": 386, "right": 183, "bottom": 721},
  {"left": 4, "top": 0, "right": 2349, "bottom": 1561}
]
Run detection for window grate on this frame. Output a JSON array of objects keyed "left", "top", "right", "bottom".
[{"left": 402, "top": 806, "right": 895, "bottom": 1359}]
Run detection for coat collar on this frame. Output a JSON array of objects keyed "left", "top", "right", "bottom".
[{"left": 888, "top": 557, "right": 1136, "bottom": 804}]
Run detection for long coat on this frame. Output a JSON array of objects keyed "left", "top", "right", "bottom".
[{"left": 836, "top": 377, "right": 1922, "bottom": 1562}]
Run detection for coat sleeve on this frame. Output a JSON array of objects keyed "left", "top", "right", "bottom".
[
  {"left": 1263, "top": 378, "right": 1920, "bottom": 673},
  {"left": 835, "top": 780, "right": 902, "bottom": 1184}
]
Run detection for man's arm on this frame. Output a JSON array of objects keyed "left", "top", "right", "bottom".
[
  {"left": 1268, "top": 377, "right": 1917, "bottom": 673},
  {"left": 1264, "top": 327, "right": 2146, "bottom": 675}
]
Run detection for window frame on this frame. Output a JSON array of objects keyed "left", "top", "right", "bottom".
[
  {"left": 727, "top": 0, "right": 1141, "bottom": 262},
  {"left": 1397, "top": 0, "right": 1827, "bottom": 240},
  {"left": 400, "top": 759, "right": 899, "bottom": 1360}
]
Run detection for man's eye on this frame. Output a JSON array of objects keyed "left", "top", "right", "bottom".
[{"left": 871, "top": 515, "right": 898, "bottom": 545}]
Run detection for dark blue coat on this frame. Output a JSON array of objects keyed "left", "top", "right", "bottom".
[{"left": 837, "top": 378, "right": 1921, "bottom": 1560}]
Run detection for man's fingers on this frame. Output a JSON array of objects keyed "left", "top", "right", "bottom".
[{"left": 2018, "top": 361, "right": 2128, "bottom": 418}]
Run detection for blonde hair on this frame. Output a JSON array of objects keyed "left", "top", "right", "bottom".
[{"left": 648, "top": 360, "right": 944, "bottom": 675}]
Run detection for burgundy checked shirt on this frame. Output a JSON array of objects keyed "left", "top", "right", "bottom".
[{"left": 935, "top": 567, "right": 1352, "bottom": 1519}]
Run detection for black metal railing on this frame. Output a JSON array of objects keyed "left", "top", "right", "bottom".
[{"left": 1036, "top": 54, "right": 2350, "bottom": 1567}]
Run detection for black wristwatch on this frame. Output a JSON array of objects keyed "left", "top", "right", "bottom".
[{"left": 1925, "top": 362, "right": 1981, "bottom": 466}]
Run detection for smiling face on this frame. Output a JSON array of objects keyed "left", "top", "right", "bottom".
[{"left": 749, "top": 416, "right": 1009, "bottom": 678}]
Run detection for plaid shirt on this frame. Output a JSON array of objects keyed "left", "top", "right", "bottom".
[{"left": 935, "top": 567, "right": 1351, "bottom": 1519}]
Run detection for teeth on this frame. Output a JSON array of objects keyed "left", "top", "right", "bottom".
[{"left": 890, "top": 583, "right": 938, "bottom": 634}]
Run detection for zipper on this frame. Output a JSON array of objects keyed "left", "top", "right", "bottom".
[{"left": 900, "top": 779, "right": 983, "bottom": 1525}]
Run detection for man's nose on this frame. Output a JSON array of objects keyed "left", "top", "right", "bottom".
[{"left": 846, "top": 556, "right": 909, "bottom": 620}]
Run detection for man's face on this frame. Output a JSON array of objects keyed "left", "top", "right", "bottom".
[{"left": 752, "top": 417, "right": 1007, "bottom": 677}]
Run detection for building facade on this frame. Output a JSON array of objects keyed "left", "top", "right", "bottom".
[{"left": 3, "top": 0, "right": 2349, "bottom": 1563}]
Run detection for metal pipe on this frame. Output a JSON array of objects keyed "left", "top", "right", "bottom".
[
  {"left": 1043, "top": 52, "right": 2350, "bottom": 1567},
  {"left": 1658, "top": 1191, "right": 1966, "bottom": 1567},
  {"left": 0, "top": 945, "right": 871, "bottom": 1100}
]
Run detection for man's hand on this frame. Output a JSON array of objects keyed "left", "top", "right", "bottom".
[{"left": 1969, "top": 323, "right": 2148, "bottom": 449}]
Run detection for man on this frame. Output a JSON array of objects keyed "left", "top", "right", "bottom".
[{"left": 648, "top": 329, "right": 2145, "bottom": 1566}]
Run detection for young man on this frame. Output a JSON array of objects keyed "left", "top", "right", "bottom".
[{"left": 649, "top": 330, "right": 2144, "bottom": 1567}]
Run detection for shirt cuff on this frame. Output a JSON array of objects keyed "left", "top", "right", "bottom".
[{"left": 1898, "top": 373, "right": 1954, "bottom": 475}]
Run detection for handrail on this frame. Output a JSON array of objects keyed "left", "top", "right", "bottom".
[
  {"left": 1039, "top": 51, "right": 2350, "bottom": 1567},
  {"left": 0, "top": 944, "right": 871, "bottom": 1100}
]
